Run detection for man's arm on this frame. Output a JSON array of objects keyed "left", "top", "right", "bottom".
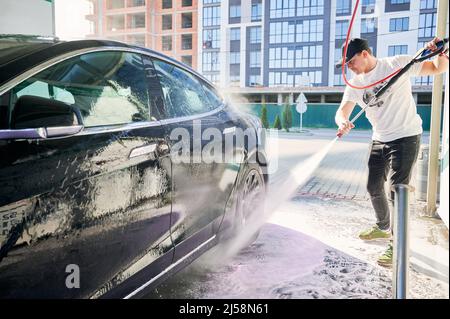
[
  {"left": 418, "top": 37, "right": 449, "bottom": 76},
  {"left": 335, "top": 101, "right": 356, "bottom": 136}
]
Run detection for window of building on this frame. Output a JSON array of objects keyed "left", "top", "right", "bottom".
[
  {"left": 388, "top": 45, "right": 408, "bottom": 56},
  {"left": 129, "top": 13, "right": 145, "bottom": 28},
  {"left": 203, "top": 0, "right": 220, "bottom": 4},
  {"left": 230, "top": 5, "right": 241, "bottom": 18},
  {"left": 249, "top": 51, "right": 261, "bottom": 68},
  {"left": 270, "top": 22, "right": 295, "bottom": 44},
  {"left": 420, "top": 0, "right": 437, "bottom": 9},
  {"left": 230, "top": 66, "right": 240, "bottom": 83},
  {"left": 230, "top": 28, "right": 240, "bottom": 41},
  {"left": 415, "top": 43, "right": 433, "bottom": 85},
  {"left": 230, "top": 75, "right": 240, "bottom": 86},
  {"left": 334, "top": 72, "right": 350, "bottom": 86},
  {"left": 182, "top": 0, "right": 192, "bottom": 7},
  {"left": 204, "top": 74, "right": 219, "bottom": 83},
  {"left": 296, "top": 19, "right": 323, "bottom": 42},
  {"left": 182, "top": 12, "right": 193, "bottom": 28},
  {"left": 107, "top": 15, "right": 125, "bottom": 31},
  {"left": 270, "top": 0, "right": 295, "bottom": 18},
  {"left": 230, "top": 52, "right": 240, "bottom": 64},
  {"left": 249, "top": 75, "right": 262, "bottom": 86},
  {"left": 181, "top": 34, "right": 193, "bottom": 50},
  {"left": 335, "top": 20, "right": 349, "bottom": 39},
  {"left": 305, "top": 71, "right": 322, "bottom": 85},
  {"left": 361, "top": 18, "right": 377, "bottom": 33},
  {"left": 297, "top": 0, "right": 324, "bottom": 17},
  {"left": 108, "top": 0, "right": 125, "bottom": 9},
  {"left": 153, "top": 59, "right": 214, "bottom": 118},
  {"left": 419, "top": 13, "right": 436, "bottom": 38},
  {"left": 203, "top": 6, "right": 220, "bottom": 27},
  {"left": 390, "top": 0, "right": 409, "bottom": 4},
  {"left": 251, "top": 3, "right": 262, "bottom": 21},
  {"left": 129, "top": 34, "right": 146, "bottom": 47},
  {"left": 162, "top": 14, "right": 172, "bottom": 30},
  {"left": 181, "top": 55, "right": 192, "bottom": 67},
  {"left": 162, "top": 36, "right": 172, "bottom": 51},
  {"left": 269, "top": 47, "right": 295, "bottom": 69},
  {"left": 203, "top": 52, "right": 220, "bottom": 72},
  {"left": 268, "top": 72, "right": 294, "bottom": 86},
  {"left": 203, "top": 29, "right": 220, "bottom": 49},
  {"left": 389, "top": 17, "right": 409, "bottom": 32},
  {"left": 295, "top": 45, "right": 323, "bottom": 68},
  {"left": 336, "top": 0, "right": 351, "bottom": 15},
  {"left": 12, "top": 51, "right": 152, "bottom": 127},
  {"left": 335, "top": 47, "right": 343, "bottom": 63},
  {"left": 249, "top": 26, "right": 262, "bottom": 44},
  {"left": 362, "top": 0, "right": 375, "bottom": 14},
  {"left": 162, "top": 0, "right": 172, "bottom": 9},
  {"left": 129, "top": 0, "right": 146, "bottom": 6}
]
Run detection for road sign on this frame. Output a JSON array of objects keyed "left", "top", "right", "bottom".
[
  {"left": 296, "top": 102, "right": 307, "bottom": 114},
  {"left": 296, "top": 93, "right": 308, "bottom": 104},
  {"left": 296, "top": 93, "right": 308, "bottom": 131}
]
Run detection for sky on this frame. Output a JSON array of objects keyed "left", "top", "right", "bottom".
[{"left": 55, "top": 0, "right": 92, "bottom": 40}]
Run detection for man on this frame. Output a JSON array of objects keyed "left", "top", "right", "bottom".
[{"left": 335, "top": 37, "right": 448, "bottom": 266}]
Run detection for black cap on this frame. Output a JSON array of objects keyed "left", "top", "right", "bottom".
[{"left": 335, "top": 38, "right": 370, "bottom": 68}]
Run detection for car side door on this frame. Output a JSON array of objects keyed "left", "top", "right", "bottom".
[
  {"left": 151, "top": 58, "right": 242, "bottom": 262},
  {"left": 0, "top": 50, "right": 173, "bottom": 298}
]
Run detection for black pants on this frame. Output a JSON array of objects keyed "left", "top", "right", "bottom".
[{"left": 367, "top": 134, "right": 421, "bottom": 231}]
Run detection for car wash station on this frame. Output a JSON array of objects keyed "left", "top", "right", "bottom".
[{"left": 0, "top": 0, "right": 448, "bottom": 300}]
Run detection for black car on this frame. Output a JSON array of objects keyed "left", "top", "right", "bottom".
[{"left": 0, "top": 35, "right": 268, "bottom": 298}]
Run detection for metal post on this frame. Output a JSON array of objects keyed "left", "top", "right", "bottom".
[
  {"left": 426, "top": 0, "right": 449, "bottom": 215},
  {"left": 392, "top": 184, "right": 413, "bottom": 299},
  {"left": 300, "top": 111, "right": 303, "bottom": 132}
]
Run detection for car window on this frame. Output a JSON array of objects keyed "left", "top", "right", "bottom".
[
  {"left": 152, "top": 59, "right": 214, "bottom": 118},
  {"left": 201, "top": 81, "right": 223, "bottom": 109},
  {"left": 9, "top": 51, "right": 153, "bottom": 128}
]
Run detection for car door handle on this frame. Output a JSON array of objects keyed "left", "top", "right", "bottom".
[
  {"left": 129, "top": 143, "right": 157, "bottom": 159},
  {"left": 223, "top": 126, "right": 236, "bottom": 134}
]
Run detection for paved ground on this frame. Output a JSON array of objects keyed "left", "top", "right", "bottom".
[{"left": 145, "top": 129, "right": 448, "bottom": 299}]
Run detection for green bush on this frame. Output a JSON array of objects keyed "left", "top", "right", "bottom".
[
  {"left": 273, "top": 114, "right": 282, "bottom": 130},
  {"left": 282, "top": 102, "right": 293, "bottom": 132},
  {"left": 260, "top": 103, "right": 269, "bottom": 129}
]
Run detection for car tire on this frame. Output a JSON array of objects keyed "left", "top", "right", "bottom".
[{"left": 233, "top": 163, "right": 266, "bottom": 246}]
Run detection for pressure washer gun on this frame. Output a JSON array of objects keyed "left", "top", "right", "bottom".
[{"left": 337, "top": 37, "right": 449, "bottom": 138}]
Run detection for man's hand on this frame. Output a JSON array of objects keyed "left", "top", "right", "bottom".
[
  {"left": 424, "top": 37, "right": 441, "bottom": 52},
  {"left": 419, "top": 37, "right": 449, "bottom": 76},
  {"left": 337, "top": 120, "right": 355, "bottom": 137}
]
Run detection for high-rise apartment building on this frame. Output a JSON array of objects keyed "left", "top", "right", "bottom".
[
  {"left": 86, "top": 0, "right": 198, "bottom": 68},
  {"left": 86, "top": 1, "right": 441, "bottom": 92}
]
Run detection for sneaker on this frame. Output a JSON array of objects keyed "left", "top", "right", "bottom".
[
  {"left": 358, "top": 225, "right": 391, "bottom": 240},
  {"left": 377, "top": 244, "right": 393, "bottom": 267}
]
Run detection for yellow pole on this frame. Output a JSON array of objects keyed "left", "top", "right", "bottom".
[{"left": 426, "top": 0, "right": 449, "bottom": 215}]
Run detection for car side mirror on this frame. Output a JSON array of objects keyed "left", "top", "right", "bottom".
[
  {"left": 12, "top": 95, "right": 83, "bottom": 129},
  {"left": 0, "top": 95, "right": 84, "bottom": 140}
]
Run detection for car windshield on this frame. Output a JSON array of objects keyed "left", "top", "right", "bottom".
[{"left": 0, "top": 35, "right": 58, "bottom": 66}]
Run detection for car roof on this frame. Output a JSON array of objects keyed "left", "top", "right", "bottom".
[{"left": 0, "top": 36, "right": 207, "bottom": 90}]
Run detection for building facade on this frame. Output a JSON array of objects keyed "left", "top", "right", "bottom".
[
  {"left": 86, "top": 0, "right": 198, "bottom": 69},
  {"left": 198, "top": 0, "right": 440, "bottom": 91}
]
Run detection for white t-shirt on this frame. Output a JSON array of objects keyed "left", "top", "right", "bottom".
[{"left": 342, "top": 55, "right": 424, "bottom": 142}]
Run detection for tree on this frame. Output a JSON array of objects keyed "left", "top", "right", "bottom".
[
  {"left": 282, "top": 102, "right": 293, "bottom": 132},
  {"left": 260, "top": 103, "right": 269, "bottom": 129},
  {"left": 273, "top": 114, "right": 282, "bottom": 130}
]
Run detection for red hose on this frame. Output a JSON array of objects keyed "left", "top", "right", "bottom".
[{"left": 342, "top": 0, "right": 402, "bottom": 90}]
